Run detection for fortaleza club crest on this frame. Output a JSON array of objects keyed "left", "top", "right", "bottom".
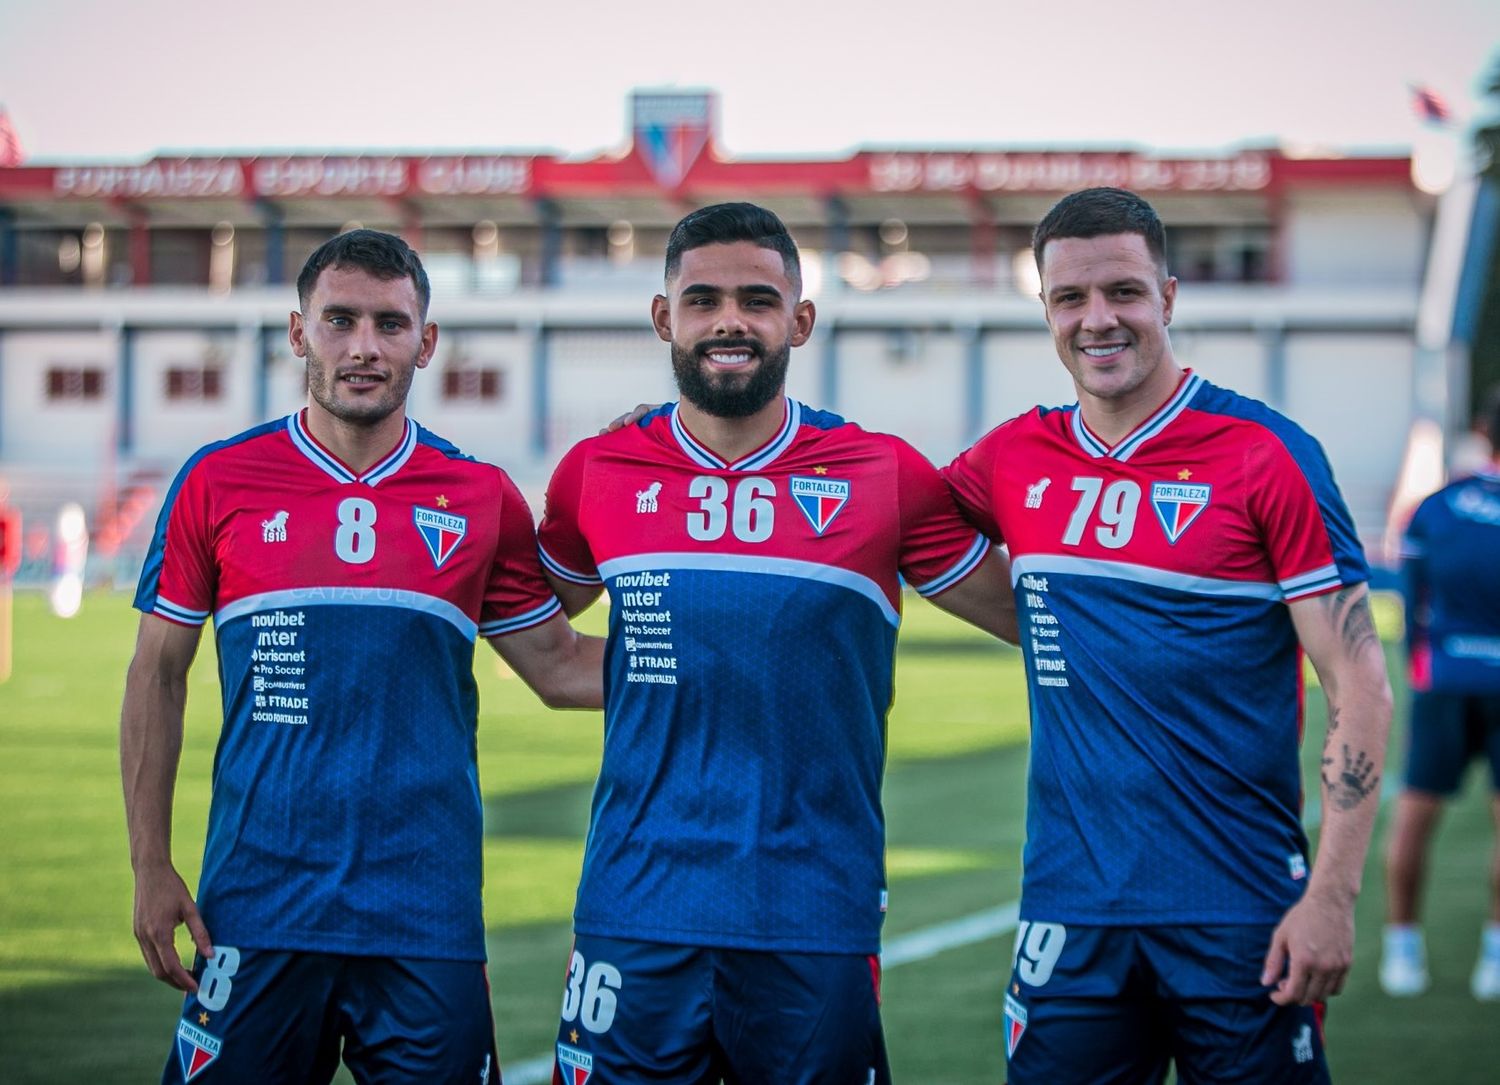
[
  {"left": 790, "top": 476, "right": 851, "bottom": 535},
  {"left": 413, "top": 506, "right": 468, "bottom": 568},
  {"left": 1150, "top": 481, "right": 1211, "bottom": 544},
  {"left": 556, "top": 1042, "right": 594, "bottom": 1085},
  {"left": 175, "top": 1019, "right": 222, "bottom": 1082},
  {"left": 1003, "top": 992, "right": 1028, "bottom": 1058}
]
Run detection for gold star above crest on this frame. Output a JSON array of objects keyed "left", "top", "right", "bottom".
[
  {"left": 198, "top": 1011, "right": 210, "bottom": 1025},
  {"left": 569, "top": 1029, "right": 580, "bottom": 1044},
  {"left": 1177, "top": 469, "right": 1192, "bottom": 481},
  {"left": 814, "top": 465, "right": 829, "bottom": 476},
  {"left": 436, "top": 494, "right": 450, "bottom": 508}
]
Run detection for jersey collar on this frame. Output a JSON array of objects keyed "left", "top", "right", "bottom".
[
  {"left": 287, "top": 409, "right": 417, "bottom": 485},
  {"left": 1069, "top": 370, "right": 1203, "bottom": 462},
  {"left": 669, "top": 397, "right": 802, "bottom": 471}
]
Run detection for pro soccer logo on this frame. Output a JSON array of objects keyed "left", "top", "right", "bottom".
[
  {"left": 175, "top": 1019, "right": 222, "bottom": 1082},
  {"left": 1150, "top": 481, "right": 1211, "bottom": 544},
  {"left": 1003, "top": 992, "right": 1028, "bottom": 1058},
  {"left": 413, "top": 506, "right": 468, "bottom": 569},
  {"left": 790, "top": 476, "right": 851, "bottom": 535},
  {"left": 556, "top": 1042, "right": 593, "bottom": 1084}
]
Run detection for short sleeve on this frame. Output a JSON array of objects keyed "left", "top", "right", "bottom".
[
  {"left": 537, "top": 441, "right": 602, "bottom": 586},
  {"left": 133, "top": 456, "right": 218, "bottom": 626},
  {"left": 940, "top": 427, "right": 1007, "bottom": 543},
  {"left": 893, "top": 437, "right": 990, "bottom": 597},
  {"left": 1246, "top": 430, "right": 1368, "bottom": 601},
  {"left": 479, "top": 471, "right": 563, "bottom": 638}
]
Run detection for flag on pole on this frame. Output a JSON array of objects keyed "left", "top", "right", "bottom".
[
  {"left": 0, "top": 107, "right": 24, "bottom": 167},
  {"left": 1409, "top": 85, "right": 1453, "bottom": 127}
]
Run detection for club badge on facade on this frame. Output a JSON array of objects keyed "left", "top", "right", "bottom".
[
  {"left": 413, "top": 506, "right": 468, "bottom": 568},
  {"left": 175, "top": 1019, "right": 222, "bottom": 1082},
  {"left": 1003, "top": 992, "right": 1028, "bottom": 1058},
  {"left": 790, "top": 476, "right": 850, "bottom": 535},
  {"left": 261, "top": 510, "right": 288, "bottom": 543},
  {"left": 1150, "top": 481, "right": 1211, "bottom": 544},
  {"left": 557, "top": 1042, "right": 594, "bottom": 1084}
]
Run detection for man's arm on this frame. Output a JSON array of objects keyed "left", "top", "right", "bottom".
[
  {"left": 489, "top": 609, "right": 605, "bottom": 709},
  {"left": 120, "top": 613, "right": 213, "bottom": 992},
  {"left": 925, "top": 548, "right": 1019, "bottom": 644},
  {"left": 1261, "top": 583, "right": 1394, "bottom": 1005}
]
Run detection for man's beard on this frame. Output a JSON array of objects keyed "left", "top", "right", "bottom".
[
  {"left": 671, "top": 336, "right": 790, "bottom": 419},
  {"left": 304, "top": 341, "right": 416, "bottom": 425}
]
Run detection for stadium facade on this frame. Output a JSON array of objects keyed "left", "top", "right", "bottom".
[{"left": 0, "top": 90, "right": 1450, "bottom": 578}]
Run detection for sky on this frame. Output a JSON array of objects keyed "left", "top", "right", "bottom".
[{"left": 0, "top": 0, "right": 1497, "bottom": 162}]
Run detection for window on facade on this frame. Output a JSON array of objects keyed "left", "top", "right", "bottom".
[
  {"left": 45, "top": 366, "right": 106, "bottom": 401},
  {"left": 442, "top": 368, "right": 503, "bottom": 401},
  {"left": 165, "top": 366, "right": 224, "bottom": 401}
]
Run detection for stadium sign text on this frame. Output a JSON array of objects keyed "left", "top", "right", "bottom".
[
  {"left": 867, "top": 152, "right": 1272, "bottom": 193},
  {"left": 54, "top": 160, "right": 244, "bottom": 199}
]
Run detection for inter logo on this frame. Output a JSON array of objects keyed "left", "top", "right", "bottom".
[
  {"left": 790, "top": 476, "right": 851, "bottom": 535},
  {"left": 557, "top": 1042, "right": 594, "bottom": 1084},
  {"left": 175, "top": 1019, "right": 222, "bottom": 1082},
  {"left": 1150, "top": 481, "right": 1211, "bottom": 544},
  {"left": 1003, "top": 992, "right": 1028, "bottom": 1058},
  {"left": 413, "top": 506, "right": 468, "bottom": 568}
]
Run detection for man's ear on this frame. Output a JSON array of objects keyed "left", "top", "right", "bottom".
[
  {"left": 651, "top": 294, "right": 672, "bottom": 343},
  {"left": 790, "top": 299, "right": 816, "bottom": 347}
]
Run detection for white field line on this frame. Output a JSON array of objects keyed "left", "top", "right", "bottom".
[{"left": 505, "top": 782, "right": 1395, "bottom": 1084}]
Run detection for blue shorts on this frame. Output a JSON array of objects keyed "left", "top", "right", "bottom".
[
  {"left": 1003, "top": 922, "right": 1329, "bottom": 1085},
  {"left": 1404, "top": 692, "right": 1500, "bottom": 796},
  {"left": 553, "top": 934, "right": 890, "bottom": 1085},
  {"left": 161, "top": 948, "right": 500, "bottom": 1084}
]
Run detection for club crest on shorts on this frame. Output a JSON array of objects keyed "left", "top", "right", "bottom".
[
  {"left": 175, "top": 1019, "right": 222, "bottom": 1082},
  {"left": 413, "top": 506, "right": 468, "bottom": 568},
  {"left": 556, "top": 1042, "right": 594, "bottom": 1084},
  {"left": 1150, "top": 481, "right": 1211, "bottom": 544},
  {"left": 790, "top": 476, "right": 851, "bottom": 535},
  {"left": 1003, "top": 992, "right": 1028, "bottom": 1058}
]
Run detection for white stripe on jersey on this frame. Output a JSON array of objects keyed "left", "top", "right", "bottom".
[
  {"left": 480, "top": 596, "right": 562, "bottom": 638},
  {"left": 914, "top": 533, "right": 990, "bottom": 598},
  {"left": 1278, "top": 563, "right": 1343, "bottom": 600},
  {"left": 287, "top": 413, "right": 417, "bottom": 485},
  {"left": 598, "top": 551, "right": 902, "bottom": 627},
  {"left": 669, "top": 398, "right": 802, "bottom": 471},
  {"left": 1067, "top": 372, "right": 1203, "bottom": 462},
  {"left": 153, "top": 596, "right": 211, "bottom": 625},
  {"left": 1010, "top": 553, "right": 1284, "bottom": 601},
  {"left": 539, "top": 545, "right": 604, "bottom": 585},
  {"left": 216, "top": 586, "right": 479, "bottom": 639}
]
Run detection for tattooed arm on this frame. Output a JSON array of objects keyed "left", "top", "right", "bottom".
[{"left": 1259, "top": 583, "right": 1393, "bottom": 1006}]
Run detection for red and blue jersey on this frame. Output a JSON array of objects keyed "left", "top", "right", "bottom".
[
  {"left": 943, "top": 372, "right": 1368, "bottom": 925},
  {"left": 537, "top": 398, "right": 989, "bottom": 953},
  {"left": 134, "top": 410, "right": 560, "bottom": 960},
  {"left": 1401, "top": 468, "right": 1500, "bottom": 694}
]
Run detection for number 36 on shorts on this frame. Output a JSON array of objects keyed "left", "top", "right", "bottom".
[{"left": 560, "top": 950, "right": 622, "bottom": 1034}]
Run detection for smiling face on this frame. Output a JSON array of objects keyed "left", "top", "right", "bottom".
[
  {"left": 652, "top": 240, "right": 815, "bottom": 419},
  {"left": 289, "top": 264, "right": 436, "bottom": 430},
  {"left": 1039, "top": 232, "right": 1181, "bottom": 421}
]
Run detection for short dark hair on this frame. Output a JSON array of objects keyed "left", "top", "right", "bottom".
[
  {"left": 1032, "top": 187, "right": 1168, "bottom": 279},
  {"left": 296, "top": 229, "right": 431, "bottom": 317},
  {"left": 664, "top": 202, "right": 802, "bottom": 294}
]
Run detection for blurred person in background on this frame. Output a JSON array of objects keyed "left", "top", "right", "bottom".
[{"left": 1382, "top": 392, "right": 1500, "bottom": 1001}]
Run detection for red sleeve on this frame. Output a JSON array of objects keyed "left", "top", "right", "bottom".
[
  {"left": 477, "top": 469, "right": 562, "bottom": 637},
  {"left": 1243, "top": 434, "right": 1359, "bottom": 600},
  {"left": 893, "top": 437, "right": 990, "bottom": 597},
  {"left": 939, "top": 425, "right": 1007, "bottom": 544},
  {"left": 136, "top": 458, "right": 219, "bottom": 626},
  {"left": 536, "top": 441, "right": 602, "bottom": 586}
]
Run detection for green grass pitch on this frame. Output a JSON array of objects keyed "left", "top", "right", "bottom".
[{"left": 2, "top": 590, "right": 1498, "bottom": 1081}]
